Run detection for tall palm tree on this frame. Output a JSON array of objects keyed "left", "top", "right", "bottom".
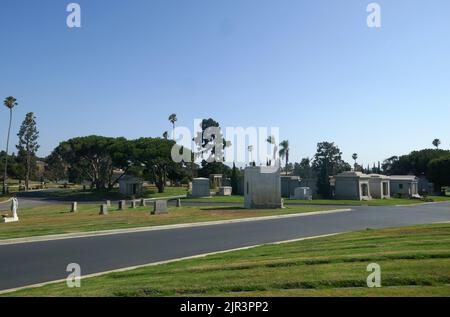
[
  {"left": 432, "top": 139, "right": 441, "bottom": 150},
  {"left": 168, "top": 113, "right": 177, "bottom": 140},
  {"left": 3, "top": 96, "right": 18, "bottom": 194},
  {"left": 352, "top": 153, "right": 358, "bottom": 170},
  {"left": 279, "top": 140, "right": 290, "bottom": 175}
]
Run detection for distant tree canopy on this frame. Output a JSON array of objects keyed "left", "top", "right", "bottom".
[
  {"left": 50, "top": 135, "right": 185, "bottom": 193},
  {"left": 132, "top": 137, "right": 178, "bottom": 193},
  {"left": 193, "top": 118, "right": 231, "bottom": 178},
  {"left": 428, "top": 156, "right": 450, "bottom": 190},
  {"left": 293, "top": 158, "right": 313, "bottom": 179},
  {"left": 382, "top": 149, "right": 450, "bottom": 176},
  {"left": 53, "top": 136, "right": 128, "bottom": 190},
  {"left": 312, "top": 142, "right": 351, "bottom": 197}
]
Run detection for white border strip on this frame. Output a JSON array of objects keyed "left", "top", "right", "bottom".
[
  {"left": 0, "top": 208, "right": 351, "bottom": 246},
  {"left": 0, "top": 232, "right": 342, "bottom": 295}
]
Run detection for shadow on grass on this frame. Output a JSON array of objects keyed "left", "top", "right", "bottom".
[{"left": 199, "top": 206, "right": 245, "bottom": 211}]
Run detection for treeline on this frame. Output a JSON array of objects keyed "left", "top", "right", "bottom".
[
  {"left": 382, "top": 149, "right": 450, "bottom": 189},
  {"left": 46, "top": 136, "right": 190, "bottom": 193},
  {"left": 288, "top": 146, "right": 450, "bottom": 195}
]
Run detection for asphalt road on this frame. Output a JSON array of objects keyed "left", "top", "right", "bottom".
[{"left": 1, "top": 202, "right": 450, "bottom": 291}]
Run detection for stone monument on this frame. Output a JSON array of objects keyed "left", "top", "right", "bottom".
[
  {"left": 291, "top": 187, "right": 313, "bottom": 200},
  {"left": 1, "top": 197, "right": 19, "bottom": 223},
  {"left": 218, "top": 186, "right": 232, "bottom": 196},
  {"left": 191, "top": 178, "right": 210, "bottom": 197},
  {"left": 244, "top": 166, "right": 282, "bottom": 209}
]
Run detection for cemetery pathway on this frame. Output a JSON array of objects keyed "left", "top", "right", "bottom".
[{"left": 1, "top": 202, "right": 450, "bottom": 291}]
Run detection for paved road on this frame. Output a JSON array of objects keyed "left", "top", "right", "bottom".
[{"left": 1, "top": 202, "right": 449, "bottom": 291}]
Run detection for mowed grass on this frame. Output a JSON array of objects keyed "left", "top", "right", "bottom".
[
  {"left": 0, "top": 203, "right": 329, "bottom": 240},
  {"left": 40, "top": 186, "right": 188, "bottom": 201},
  {"left": 5, "top": 224, "right": 450, "bottom": 297},
  {"left": 187, "top": 195, "right": 450, "bottom": 206}
]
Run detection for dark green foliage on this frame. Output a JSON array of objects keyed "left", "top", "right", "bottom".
[
  {"left": 428, "top": 156, "right": 450, "bottom": 190},
  {"left": 312, "top": 142, "right": 351, "bottom": 197}
]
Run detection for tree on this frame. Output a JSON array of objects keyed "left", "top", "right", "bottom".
[
  {"left": 162, "top": 131, "right": 169, "bottom": 140},
  {"left": 54, "top": 136, "right": 133, "bottom": 190},
  {"left": 3, "top": 96, "right": 18, "bottom": 194},
  {"left": 293, "top": 158, "right": 314, "bottom": 179},
  {"left": 133, "top": 137, "right": 176, "bottom": 193},
  {"left": 230, "top": 162, "right": 240, "bottom": 195},
  {"left": 312, "top": 142, "right": 351, "bottom": 197},
  {"left": 265, "top": 135, "right": 278, "bottom": 166},
  {"left": 279, "top": 140, "right": 290, "bottom": 175},
  {"left": 168, "top": 113, "right": 177, "bottom": 140},
  {"left": 193, "top": 118, "right": 230, "bottom": 177},
  {"left": 433, "top": 139, "right": 441, "bottom": 150},
  {"left": 16, "top": 112, "right": 40, "bottom": 190},
  {"left": 428, "top": 155, "right": 450, "bottom": 191},
  {"left": 382, "top": 149, "right": 450, "bottom": 176},
  {"left": 44, "top": 150, "right": 68, "bottom": 182},
  {"left": 352, "top": 153, "right": 358, "bottom": 170}
]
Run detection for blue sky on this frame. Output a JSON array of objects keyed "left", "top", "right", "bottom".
[{"left": 1, "top": 0, "right": 450, "bottom": 167}]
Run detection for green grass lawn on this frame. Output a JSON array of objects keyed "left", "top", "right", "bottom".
[
  {"left": 186, "top": 195, "right": 450, "bottom": 206},
  {"left": 5, "top": 223, "right": 450, "bottom": 297},
  {"left": 0, "top": 203, "right": 330, "bottom": 240},
  {"left": 41, "top": 186, "right": 188, "bottom": 201}
]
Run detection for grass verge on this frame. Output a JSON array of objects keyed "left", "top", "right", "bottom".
[
  {"left": 186, "top": 195, "right": 450, "bottom": 206},
  {"left": 4, "top": 223, "right": 450, "bottom": 297},
  {"left": 0, "top": 204, "right": 330, "bottom": 240}
]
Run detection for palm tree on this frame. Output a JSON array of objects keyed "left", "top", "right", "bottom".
[
  {"left": 3, "top": 96, "right": 18, "bottom": 194},
  {"left": 168, "top": 113, "right": 177, "bottom": 140},
  {"left": 279, "top": 140, "right": 290, "bottom": 175},
  {"left": 352, "top": 153, "right": 358, "bottom": 170},
  {"left": 432, "top": 139, "right": 441, "bottom": 150}
]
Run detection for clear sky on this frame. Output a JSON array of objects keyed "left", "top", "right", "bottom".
[{"left": 1, "top": 0, "right": 449, "bottom": 167}]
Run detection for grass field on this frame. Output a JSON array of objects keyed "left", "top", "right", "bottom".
[
  {"left": 186, "top": 195, "right": 450, "bottom": 206},
  {"left": 0, "top": 203, "right": 330, "bottom": 240},
  {"left": 4, "top": 223, "right": 450, "bottom": 297},
  {"left": 38, "top": 186, "right": 188, "bottom": 201}
]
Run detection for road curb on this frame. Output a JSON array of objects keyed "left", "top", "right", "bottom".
[{"left": 0, "top": 208, "right": 352, "bottom": 246}]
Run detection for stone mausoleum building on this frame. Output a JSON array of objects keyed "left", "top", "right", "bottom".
[
  {"left": 330, "top": 171, "right": 372, "bottom": 200},
  {"left": 244, "top": 166, "right": 282, "bottom": 209},
  {"left": 330, "top": 172, "right": 420, "bottom": 200}
]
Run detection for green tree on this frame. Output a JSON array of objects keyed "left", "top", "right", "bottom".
[
  {"left": 293, "top": 158, "right": 314, "bottom": 179},
  {"left": 16, "top": 112, "right": 40, "bottom": 190},
  {"left": 3, "top": 96, "right": 18, "bottom": 194},
  {"left": 433, "top": 139, "right": 441, "bottom": 149},
  {"left": 168, "top": 113, "right": 177, "bottom": 140},
  {"left": 279, "top": 140, "right": 290, "bottom": 175},
  {"left": 428, "top": 155, "right": 450, "bottom": 191},
  {"left": 54, "top": 136, "right": 133, "bottom": 190},
  {"left": 44, "top": 150, "right": 67, "bottom": 183},
  {"left": 133, "top": 137, "right": 176, "bottom": 193},
  {"left": 312, "top": 142, "right": 351, "bottom": 197},
  {"left": 193, "top": 118, "right": 230, "bottom": 177},
  {"left": 230, "top": 162, "right": 240, "bottom": 194},
  {"left": 352, "top": 153, "right": 358, "bottom": 170},
  {"left": 162, "top": 131, "right": 169, "bottom": 140}
]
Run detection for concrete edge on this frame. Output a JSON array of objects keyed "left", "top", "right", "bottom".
[
  {"left": 395, "top": 201, "right": 449, "bottom": 207},
  {"left": 0, "top": 232, "right": 342, "bottom": 295},
  {"left": 0, "top": 208, "right": 352, "bottom": 246}
]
